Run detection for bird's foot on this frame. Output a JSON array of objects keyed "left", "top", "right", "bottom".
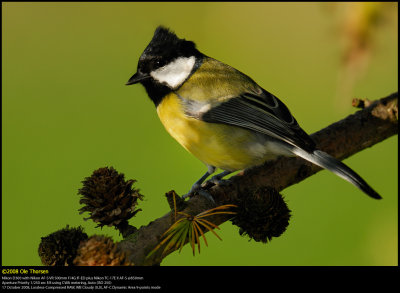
[
  {"left": 207, "top": 170, "right": 232, "bottom": 186},
  {"left": 195, "top": 189, "right": 215, "bottom": 203},
  {"left": 208, "top": 176, "right": 226, "bottom": 186},
  {"left": 182, "top": 184, "right": 215, "bottom": 203},
  {"left": 182, "top": 183, "right": 200, "bottom": 199}
]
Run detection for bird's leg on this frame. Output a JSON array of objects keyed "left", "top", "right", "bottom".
[
  {"left": 208, "top": 170, "right": 233, "bottom": 185},
  {"left": 182, "top": 165, "right": 216, "bottom": 201},
  {"left": 190, "top": 165, "right": 216, "bottom": 192}
]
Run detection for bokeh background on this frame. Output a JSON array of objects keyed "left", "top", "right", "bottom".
[{"left": 2, "top": 2, "right": 397, "bottom": 266}]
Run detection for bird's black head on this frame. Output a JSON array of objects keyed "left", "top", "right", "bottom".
[
  {"left": 137, "top": 26, "right": 201, "bottom": 74},
  {"left": 126, "top": 26, "right": 203, "bottom": 106}
]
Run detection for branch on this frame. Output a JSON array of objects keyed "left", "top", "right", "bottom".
[{"left": 118, "top": 92, "right": 398, "bottom": 266}]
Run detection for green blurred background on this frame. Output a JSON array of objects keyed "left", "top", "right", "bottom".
[{"left": 2, "top": 2, "right": 398, "bottom": 266}]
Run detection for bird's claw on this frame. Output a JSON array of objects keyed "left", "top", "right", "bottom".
[
  {"left": 208, "top": 176, "right": 231, "bottom": 188},
  {"left": 195, "top": 190, "right": 215, "bottom": 203},
  {"left": 182, "top": 183, "right": 201, "bottom": 199},
  {"left": 182, "top": 184, "right": 215, "bottom": 204}
]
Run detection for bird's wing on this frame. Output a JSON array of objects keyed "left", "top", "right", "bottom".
[{"left": 198, "top": 88, "right": 316, "bottom": 152}]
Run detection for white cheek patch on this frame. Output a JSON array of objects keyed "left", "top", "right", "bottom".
[{"left": 150, "top": 56, "right": 196, "bottom": 89}]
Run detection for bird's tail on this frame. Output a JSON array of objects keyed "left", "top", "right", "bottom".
[{"left": 291, "top": 148, "right": 382, "bottom": 199}]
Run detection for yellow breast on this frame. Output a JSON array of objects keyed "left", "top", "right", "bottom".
[{"left": 156, "top": 93, "right": 267, "bottom": 171}]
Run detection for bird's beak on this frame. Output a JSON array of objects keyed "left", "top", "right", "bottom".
[{"left": 125, "top": 72, "right": 150, "bottom": 85}]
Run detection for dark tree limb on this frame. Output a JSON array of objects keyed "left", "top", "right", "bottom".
[{"left": 119, "top": 92, "right": 398, "bottom": 266}]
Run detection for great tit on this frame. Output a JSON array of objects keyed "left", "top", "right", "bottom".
[{"left": 126, "top": 26, "right": 381, "bottom": 200}]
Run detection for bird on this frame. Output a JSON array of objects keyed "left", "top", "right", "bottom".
[{"left": 126, "top": 26, "right": 381, "bottom": 200}]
